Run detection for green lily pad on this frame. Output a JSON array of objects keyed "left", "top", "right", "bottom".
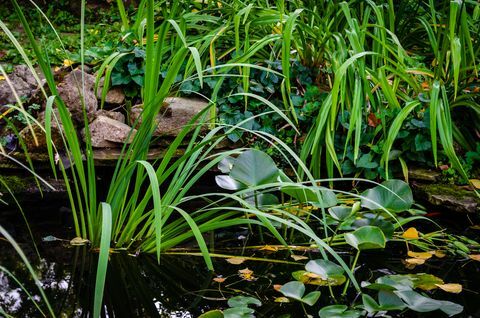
[
  {"left": 344, "top": 226, "right": 386, "bottom": 250},
  {"left": 230, "top": 149, "right": 280, "bottom": 187},
  {"left": 319, "top": 305, "right": 362, "bottom": 318},
  {"left": 361, "top": 180, "right": 413, "bottom": 212},
  {"left": 281, "top": 185, "right": 337, "bottom": 208},
  {"left": 279, "top": 281, "right": 321, "bottom": 306}
]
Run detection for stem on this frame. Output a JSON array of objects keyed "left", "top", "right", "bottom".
[{"left": 342, "top": 249, "right": 360, "bottom": 296}]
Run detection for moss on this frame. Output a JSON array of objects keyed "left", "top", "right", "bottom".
[
  {"left": 419, "top": 184, "right": 480, "bottom": 202},
  {"left": 0, "top": 175, "right": 35, "bottom": 194}
]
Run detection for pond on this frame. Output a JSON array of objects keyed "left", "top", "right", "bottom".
[{"left": 1, "top": 203, "right": 479, "bottom": 318}]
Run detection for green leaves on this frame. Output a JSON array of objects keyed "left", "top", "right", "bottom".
[
  {"left": 319, "top": 305, "right": 362, "bottom": 318},
  {"left": 361, "top": 180, "right": 413, "bottom": 212},
  {"left": 279, "top": 281, "right": 321, "bottom": 306},
  {"left": 345, "top": 226, "right": 386, "bottom": 250}
]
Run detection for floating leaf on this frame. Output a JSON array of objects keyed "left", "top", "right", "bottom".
[
  {"left": 230, "top": 149, "right": 280, "bottom": 187},
  {"left": 402, "top": 227, "right": 419, "bottom": 239},
  {"left": 435, "top": 284, "right": 462, "bottom": 294},
  {"left": 292, "top": 270, "right": 346, "bottom": 286},
  {"left": 223, "top": 307, "right": 255, "bottom": 318},
  {"left": 228, "top": 296, "right": 261, "bottom": 308},
  {"left": 328, "top": 206, "right": 353, "bottom": 221},
  {"left": 259, "top": 245, "right": 278, "bottom": 252},
  {"left": 394, "top": 290, "right": 463, "bottom": 316},
  {"left": 70, "top": 237, "right": 90, "bottom": 246},
  {"left": 361, "top": 180, "right": 413, "bottom": 212},
  {"left": 273, "top": 284, "right": 282, "bottom": 292},
  {"left": 407, "top": 251, "right": 432, "bottom": 260},
  {"left": 226, "top": 257, "right": 246, "bottom": 265},
  {"left": 434, "top": 250, "right": 446, "bottom": 258},
  {"left": 274, "top": 297, "right": 290, "bottom": 303},
  {"left": 238, "top": 268, "right": 255, "bottom": 281},
  {"left": 199, "top": 310, "right": 223, "bottom": 318},
  {"left": 344, "top": 226, "right": 386, "bottom": 250},
  {"left": 305, "top": 259, "right": 346, "bottom": 282},
  {"left": 468, "top": 254, "right": 480, "bottom": 261},
  {"left": 215, "top": 175, "right": 244, "bottom": 191},
  {"left": 319, "top": 305, "right": 362, "bottom": 318},
  {"left": 279, "top": 281, "right": 321, "bottom": 306},
  {"left": 291, "top": 254, "right": 308, "bottom": 261},
  {"left": 213, "top": 277, "right": 226, "bottom": 283},
  {"left": 281, "top": 184, "right": 337, "bottom": 208}
]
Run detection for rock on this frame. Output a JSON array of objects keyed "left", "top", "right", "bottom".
[
  {"left": 129, "top": 97, "right": 211, "bottom": 137},
  {"left": 57, "top": 69, "right": 97, "bottom": 123},
  {"left": 84, "top": 115, "right": 136, "bottom": 148},
  {"left": 0, "top": 65, "right": 43, "bottom": 106},
  {"left": 413, "top": 183, "right": 480, "bottom": 214},
  {"left": 19, "top": 109, "right": 67, "bottom": 151},
  {"left": 96, "top": 77, "right": 126, "bottom": 105},
  {"left": 94, "top": 109, "right": 125, "bottom": 123},
  {"left": 408, "top": 167, "right": 441, "bottom": 182}
]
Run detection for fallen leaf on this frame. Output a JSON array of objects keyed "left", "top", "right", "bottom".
[
  {"left": 213, "top": 277, "right": 226, "bottom": 283},
  {"left": 259, "top": 245, "right": 279, "bottom": 252},
  {"left": 0, "top": 75, "right": 5, "bottom": 81},
  {"left": 291, "top": 254, "right": 309, "bottom": 261},
  {"left": 226, "top": 257, "right": 246, "bottom": 265},
  {"left": 408, "top": 251, "right": 433, "bottom": 259},
  {"left": 470, "top": 225, "right": 480, "bottom": 230},
  {"left": 402, "top": 227, "right": 419, "bottom": 239},
  {"left": 434, "top": 250, "right": 446, "bottom": 258},
  {"left": 435, "top": 283, "right": 462, "bottom": 293},
  {"left": 421, "top": 82, "right": 430, "bottom": 90},
  {"left": 273, "top": 284, "right": 282, "bottom": 292},
  {"left": 70, "top": 237, "right": 90, "bottom": 246},
  {"left": 439, "top": 164, "right": 450, "bottom": 171},
  {"left": 274, "top": 297, "right": 290, "bottom": 303},
  {"left": 238, "top": 268, "right": 255, "bottom": 281},
  {"left": 469, "top": 254, "right": 480, "bottom": 261},
  {"left": 470, "top": 179, "right": 480, "bottom": 189},
  {"left": 405, "top": 258, "right": 425, "bottom": 265}
]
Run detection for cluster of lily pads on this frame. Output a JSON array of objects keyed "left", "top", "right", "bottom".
[{"left": 205, "top": 149, "right": 468, "bottom": 317}]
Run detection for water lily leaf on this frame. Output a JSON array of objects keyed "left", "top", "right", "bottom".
[
  {"left": 281, "top": 185, "right": 337, "bottom": 208},
  {"left": 344, "top": 226, "right": 386, "bottom": 250},
  {"left": 226, "top": 257, "right": 246, "bottom": 265},
  {"left": 218, "top": 156, "right": 235, "bottom": 173},
  {"left": 411, "top": 274, "right": 444, "bottom": 290},
  {"left": 361, "top": 180, "right": 413, "bottom": 212},
  {"left": 228, "top": 296, "right": 261, "bottom": 308},
  {"left": 216, "top": 175, "right": 245, "bottom": 191},
  {"left": 305, "top": 259, "right": 345, "bottom": 281},
  {"left": 319, "top": 305, "right": 362, "bottom": 318},
  {"left": 279, "top": 281, "right": 305, "bottom": 300},
  {"left": 230, "top": 149, "right": 280, "bottom": 187},
  {"left": 407, "top": 251, "right": 432, "bottom": 260},
  {"left": 378, "top": 290, "right": 407, "bottom": 310},
  {"left": 402, "top": 227, "right": 419, "bottom": 239},
  {"left": 301, "top": 291, "right": 321, "bottom": 306},
  {"left": 199, "top": 310, "right": 223, "bottom": 318},
  {"left": 328, "top": 206, "right": 352, "bottom": 221},
  {"left": 279, "top": 281, "right": 320, "bottom": 305},
  {"left": 223, "top": 306, "right": 255, "bottom": 318},
  {"left": 435, "top": 284, "right": 462, "bottom": 294},
  {"left": 394, "top": 290, "right": 463, "bottom": 316},
  {"left": 362, "top": 294, "right": 381, "bottom": 312},
  {"left": 404, "top": 258, "right": 425, "bottom": 266},
  {"left": 470, "top": 179, "right": 480, "bottom": 189},
  {"left": 292, "top": 270, "right": 346, "bottom": 286}
]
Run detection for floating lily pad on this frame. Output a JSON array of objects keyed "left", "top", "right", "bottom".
[
  {"left": 361, "top": 180, "right": 413, "bottom": 212},
  {"left": 344, "top": 226, "right": 386, "bottom": 250}
]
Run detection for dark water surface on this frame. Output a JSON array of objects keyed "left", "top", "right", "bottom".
[{"left": 1, "top": 205, "right": 480, "bottom": 318}]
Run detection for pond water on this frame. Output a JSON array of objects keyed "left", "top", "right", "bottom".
[{"left": 1, "top": 204, "right": 480, "bottom": 317}]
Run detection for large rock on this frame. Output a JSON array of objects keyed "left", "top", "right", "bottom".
[
  {"left": 94, "top": 109, "right": 125, "bottom": 123},
  {"left": 19, "top": 109, "right": 67, "bottom": 151},
  {"left": 96, "top": 78, "right": 125, "bottom": 105},
  {"left": 129, "top": 97, "right": 211, "bottom": 137},
  {"left": 413, "top": 183, "right": 480, "bottom": 214},
  {"left": 84, "top": 115, "right": 136, "bottom": 148},
  {"left": 0, "top": 65, "right": 43, "bottom": 106},
  {"left": 57, "top": 69, "right": 97, "bottom": 124}
]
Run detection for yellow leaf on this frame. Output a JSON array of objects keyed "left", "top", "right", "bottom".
[
  {"left": 470, "top": 225, "right": 480, "bottom": 230},
  {"left": 407, "top": 251, "right": 433, "bottom": 260},
  {"left": 273, "top": 284, "right": 282, "bottom": 292},
  {"left": 259, "top": 245, "right": 278, "bottom": 252},
  {"left": 402, "top": 227, "right": 419, "bottom": 239},
  {"left": 213, "top": 277, "right": 226, "bottom": 283},
  {"left": 291, "top": 254, "right": 309, "bottom": 261},
  {"left": 470, "top": 179, "right": 480, "bottom": 189},
  {"left": 238, "top": 268, "right": 255, "bottom": 281},
  {"left": 405, "top": 258, "right": 425, "bottom": 265},
  {"left": 435, "top": 283, "right": 462, "bottom": 293},
  {"left": 469, "top": 254, "right": 480, "bottom": 261},
  {"left": 63, "top": 59, "right": 74, "bottom": 67},
  {"left": 274, "top": 297, "right": 290, "bottom": 303},
  {"left": 0, "top": 75, "right": 5, "bottom": 81},
  {"left": 434, "top": 250, "right": 446, "bottom": 258},
  {"left": 226, "top": 257, "right": 246, "bottom": 265},
  {"left": 70, "top": 237, "right": 90, "bottom": 246}
]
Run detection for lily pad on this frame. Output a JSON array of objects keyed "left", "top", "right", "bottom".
[
  {"left": 319, "top": 305, "right": 362, "bottom": 318},
  {"left": 281, "top": 185, "right": 337, "bottom": 208},
  {"left": 279, "top": 281, "right": 321, "bottom": 306},
  {"left": 361, "top": 180, "right": 413, "bottom": 212},
  {"left": 344, "top": 226, "right": 386, "bottom": 250},
  {"left": 230, "top": 149, "right": 280, "bottom": 187}
]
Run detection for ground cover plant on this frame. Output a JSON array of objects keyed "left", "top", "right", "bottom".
[{"left": 0, "top": 0, "right": 479, "bottom": 317}]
